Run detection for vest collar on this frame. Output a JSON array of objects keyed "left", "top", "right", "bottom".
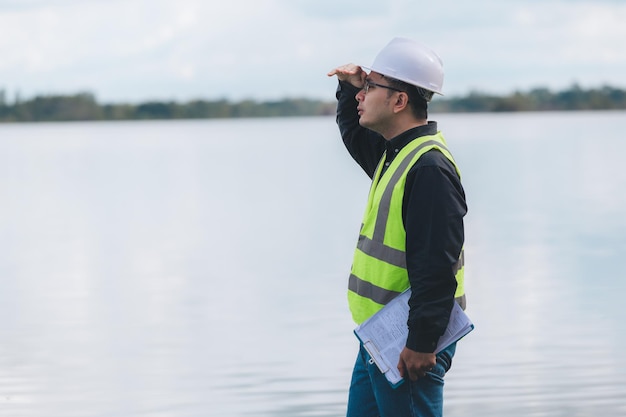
[{"left": 385, "top": 121, "right": 438, "bottom": 155}]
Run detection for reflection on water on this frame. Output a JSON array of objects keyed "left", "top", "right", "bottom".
[{"left": 1, "top": 113, "right": 625, "bottom": 416}]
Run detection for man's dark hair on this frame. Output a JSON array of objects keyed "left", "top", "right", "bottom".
[{"left": 383, "top": 76, "right": 431, "bottom": 120}]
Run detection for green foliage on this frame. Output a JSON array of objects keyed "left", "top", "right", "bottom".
[
  {"left": 1, "top": 92, "right": 103, "bottom": 122},
  {"left": 430, "top": 84, "right": 626, "bottom": 113},
  {"left": 0, "top": 94, "right": 337, "bottom": 122},
  {"left": 1, "top": 84, "right": 625, "bottom": 123}
]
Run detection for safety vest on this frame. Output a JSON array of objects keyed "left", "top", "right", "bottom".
[{"left": 348, "top": 132, "right": 465, "bottom": 324}]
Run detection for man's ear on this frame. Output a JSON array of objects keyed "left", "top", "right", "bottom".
[{"left": 393, "top": 92, "right": 410, "bottom": 113}]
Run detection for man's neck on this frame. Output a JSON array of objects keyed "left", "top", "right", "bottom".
[{"left": 381, "top": 118, "right": 428, "bottom": 141}]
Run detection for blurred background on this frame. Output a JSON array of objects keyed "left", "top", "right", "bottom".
[{"left": 1, "top": 0, "right": 625, "bottom": 103}]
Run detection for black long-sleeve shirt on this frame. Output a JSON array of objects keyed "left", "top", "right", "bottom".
[{"left": 336, "top": 81, "right": 467, "bottom": 352}]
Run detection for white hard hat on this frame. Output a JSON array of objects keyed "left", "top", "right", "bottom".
[{"left": 363, "top": 37, "right": 444, "bottom": 96}]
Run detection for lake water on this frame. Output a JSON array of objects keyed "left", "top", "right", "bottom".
[{"left": 1, "top": 112, "right": 625, "bottom": 417}]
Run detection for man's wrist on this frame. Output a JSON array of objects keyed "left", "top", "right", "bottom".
[
  {"left": 406, "top": 329, "right": 439, "bottom": 353},
  {"left": 338, "top": 80, "right": 360, "bottom": 95}
]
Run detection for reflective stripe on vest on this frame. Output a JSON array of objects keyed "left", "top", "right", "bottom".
[{"left": 348, "top": 132, "right": 465, "bottom": 324}]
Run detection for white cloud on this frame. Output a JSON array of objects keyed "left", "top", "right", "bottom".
[{"left": 0, "top": 0, "right": 625, "bottom": 102}]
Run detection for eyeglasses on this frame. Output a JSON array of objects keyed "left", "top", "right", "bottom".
[{"left": 363, "top": 79, "right": 404, "bottom": 94}]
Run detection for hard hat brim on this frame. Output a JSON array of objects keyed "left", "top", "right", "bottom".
[{"left": 360, "top": 65, "right": 444, "bottom": 97}]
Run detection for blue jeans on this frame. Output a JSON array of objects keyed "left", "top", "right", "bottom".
[{"left": 346, "top": 342, "right": 456, "bottom": 417}]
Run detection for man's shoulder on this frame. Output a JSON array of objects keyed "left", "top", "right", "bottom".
[
  {"left": 414, "top": 148, "right": 453, "bottom": 168},
  {"left": 408, "top": 147, "right": 461, "bottom": 182}
]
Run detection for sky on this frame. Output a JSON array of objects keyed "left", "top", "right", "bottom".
[{"left": 1, "top": 0, "right": 625, "bottom": 103}]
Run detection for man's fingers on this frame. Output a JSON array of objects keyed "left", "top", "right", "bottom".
[
  {"left": 327, "top": 68, "right": 355, "bottom": 77},
  {"left": 398, "top": 360, "right": 434, "bottom": 381},
  {"left": 327, "top": 64, "right": 364, "bottom": 81},
  {"left": 398, "top": 360, "right": 420, "bottom": 381}
]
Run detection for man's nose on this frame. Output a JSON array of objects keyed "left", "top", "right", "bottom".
[{"left": 355, "top": 89, "right": 365, "bottom": 102}]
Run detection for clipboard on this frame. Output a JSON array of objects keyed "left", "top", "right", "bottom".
[{"left": 354, "top": 290, "right": 474, "bottom": 388}]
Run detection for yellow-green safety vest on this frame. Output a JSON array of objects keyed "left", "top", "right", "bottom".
[{"left": 348, "top": 131, "right": 465, "bottom": 324}]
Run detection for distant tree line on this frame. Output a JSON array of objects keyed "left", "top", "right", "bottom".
[
  {"left": 0, "top": 92, "right": 337, "bottom": 122},
  {"left": 430, "top": 84, "right": 626, "bottom": 113},
  {"left": 1, "top": 84, "right": 625, "bottom": 123}
]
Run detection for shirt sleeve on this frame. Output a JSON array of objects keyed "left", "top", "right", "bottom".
[
  {"left": 335, "top": 81, "right": 386, "bottom": 178},
  {"left": 403, "top": 150, "right": 467, "bottom": 353}
]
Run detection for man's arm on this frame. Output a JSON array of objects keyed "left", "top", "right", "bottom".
[
  {"left": 397, "top": 151, "right": 467, "bottom": 380},
  {"left": 328, "top": 65, "right": 386, "bottom": 178}
]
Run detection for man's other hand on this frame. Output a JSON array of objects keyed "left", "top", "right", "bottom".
[{"left": 397, "top": 347, "right": 436, "bottom": 381}]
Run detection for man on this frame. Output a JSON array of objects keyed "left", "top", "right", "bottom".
[{"left": 327, "top": 37, "right": 467, "bottom": 417}]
